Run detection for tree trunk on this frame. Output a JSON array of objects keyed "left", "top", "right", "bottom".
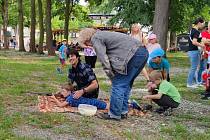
[
  {"left": 37, "top": 0, "right": 44, "bottom": 54},
  {"left": 30, "top": 0, "right": 36, "bottom": 53},
  {"left": 2, "top": 0, "right": 9, "bottom": 49},
  {"left": 153, "top": 0, "right": 170, "bottom": 51},
  {"left": 18, "top": 0, "right": 26, "bottom": 52},
  {"left": 169, "top": 31, "right": 176, "bottom": 48},
  {"left": 45, "top": 0, "right": 55, "bottom": 56},
  {"left": 64, "top": 0, "right": 70, "bottom": 43},
  {"left": 0, "top": 25, "right": 1, "bottom": 50}
]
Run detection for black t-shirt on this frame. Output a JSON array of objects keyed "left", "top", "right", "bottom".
[{"left": 188, "top": 28, "right": 201, "bottom": 51}]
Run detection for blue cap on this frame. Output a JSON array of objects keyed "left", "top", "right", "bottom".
[{"left": 149, "top": 48, "right": 165, "bottom": 59}]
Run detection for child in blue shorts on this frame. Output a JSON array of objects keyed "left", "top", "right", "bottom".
[{"left": 50, "top": 84, "right": 108, "bottom": 110}]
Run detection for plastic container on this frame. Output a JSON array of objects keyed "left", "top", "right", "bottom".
[{"left": 78, "top": 104, "right": 97, "bottom": 116}]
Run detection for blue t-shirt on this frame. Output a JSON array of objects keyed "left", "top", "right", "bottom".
[
  {"left": 148, "top": 58, "right": 170, "bottom": 73},
  {"left": 59, "top": 44, "right": 67, "bottom": 59}
]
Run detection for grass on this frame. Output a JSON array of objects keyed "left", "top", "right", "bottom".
[
  {"left": 160, "top": 123, "right": 210, "bottom": 140},
  {"left": 0, "top": 50, "right": 210, "bottom": 139}
]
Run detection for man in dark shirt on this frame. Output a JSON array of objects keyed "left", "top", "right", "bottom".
[{"left": 68, "top": 50, "right": 99, "bottom": 99}]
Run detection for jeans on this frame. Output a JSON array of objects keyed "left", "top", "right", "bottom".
[
  {"left": 108, "top": 47, "right": 149, "bottom": 119},
  {"left": 197, "top": 58, "right": 207, "bottom": 83},
  {"left": 187, "top": 50, "right": 200, "bottom": 85},
  {"left": 66, "top": 95, "right": 107, "bottom": 109}
]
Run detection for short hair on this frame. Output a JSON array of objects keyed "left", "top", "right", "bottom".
[
  {"left": 193, "top": 17, "right": 204, "bottom": 24},
  {"left": 61, "top": 83, "right": 74, "bottom": 91},
  {"left": 78, "top": 28, "right": 97, "bottom": 47},
  {"left": 149, "top": 70, "right": 163, "bottom": 81},
  {"left": 69, "top": 49, "right": 80, "bottom": 58}
]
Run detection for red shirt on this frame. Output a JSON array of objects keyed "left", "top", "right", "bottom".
[{"left": 201, "top": 31, "right": 210, "bottom": 58}]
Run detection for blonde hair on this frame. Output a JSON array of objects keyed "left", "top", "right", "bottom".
[
  {"left": 149, "top": 70, "right": 163, "bottom": 81},
  {"left": 131, "top": 23, "right": 143, "bottom": 43},
  {"left": 78, "top": 28, "right": 97, "bottom": 47},
  {"left": 61, "top": 83, "right": 74, "bottom": 91}
]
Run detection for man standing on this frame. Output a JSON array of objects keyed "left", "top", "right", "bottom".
[{"left": 78, "top": 28, "right": 148, "bottom": 120}]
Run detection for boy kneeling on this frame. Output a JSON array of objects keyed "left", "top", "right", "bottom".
[{"left": 143, "top": 70, "right": 181, "bottom": 115}]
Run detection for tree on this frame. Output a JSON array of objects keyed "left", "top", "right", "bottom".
[
  {"left": 29, "top": 0, "right": 36, "bottom": 53},
  {"left": 0, "top": 0, "right": 9, "bottom": 49},
  {"left": 18, "top": 0, "right": 26, "bottom": 52},
  {"left": 37, "top": 0, "right": 44, "bottom": 54},
  {"left": 101, "top": 0, "right": 154, "bottom": 27},
  {"left": 46, "top": 0, "right": 55, "bottom": 55},
  {"left": 153, "top": 0, "right": 170, "bottom": 51},
  {"left": 64, "top": 0, "right": 71, "bottom": 42}
]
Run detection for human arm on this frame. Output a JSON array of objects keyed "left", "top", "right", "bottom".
[
  {"left": 91, "top": 37, "right": 114, "bottom": 79},
  {"left": 73, "top": 80, "right": 98, "bottom": 99},
  {"left": 143, "top": 93, "right": 162, "bottom": 100},
  {"left": 192, "top": 38, "right": 205, "bottom": 48},
  {"left": 50, "top": 95, "right": 69, "bottom": 107}
]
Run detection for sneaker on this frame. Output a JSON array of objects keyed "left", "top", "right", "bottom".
[
  {"left": 163, "top": 108, "right": 173, "bottom": 116},
  {"left": 201, "top": 96, "right": 210, "bottom": 100},
  {"left": 56, "top": 67, "right": 61, "bottom": 73},
  {"left": 56, "top": 67, "right": 63, "bottom": 74},
  {"left": 200, "top": 91, "right": 209, "bottom": 96},
  {"left": 121, "top": 113, "right": 128, "bottom": 119},
  {"left": 197, "top": 82, "right": 204, "bottom": 87},
  {"left": 155, "top": 107, "right": 166, "bottom": 114},
  {"left": 143, "top": 104, "right": 153, "bottom": 111},
  {"left": 97, "top": 113, "right": 120, "bottom": 121},
  {"left": 201, "top": 94, "right": 210, "bottom": 100},
  {"left": 187, "top": 84, "right": 198, "bottom": 88}
]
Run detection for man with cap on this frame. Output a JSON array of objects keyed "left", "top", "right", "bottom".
[
  {"left": 148, "top": 48, "right": 170, "bottom": 81},
  {"left": 57, "top": 39, "right": 67, "bottom": 73}
]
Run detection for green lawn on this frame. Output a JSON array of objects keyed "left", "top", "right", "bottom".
[{"left": 0, "top": 50, "right": 210, "bottom": 139}]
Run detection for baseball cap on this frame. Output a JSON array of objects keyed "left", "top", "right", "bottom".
[
  {"left": 149, "top": 48, "right": 165, "bottom": 59},
  {"left": 148, "top": 33, "right": 157, "bottom": 40}
]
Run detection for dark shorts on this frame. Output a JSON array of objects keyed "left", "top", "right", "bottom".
[{"left": 60, "top": 58, "right": 65, "bottom": 65}]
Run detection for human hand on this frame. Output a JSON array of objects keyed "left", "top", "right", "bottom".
[
  {"left": 142, "top": 95, "right": 150, "bottom": 100},
  {"left": 73, "top": 89, "right": 84, "bottom": 99},
  {"left": 49, "top": 95, "right": 57, "bottom": 102}
]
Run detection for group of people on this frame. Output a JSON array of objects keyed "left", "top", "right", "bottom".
[
  {"left": 49, "top": 23, "right": 182, "bottom": 121},
  {"left": 186, "top": 18, "right": 210, "bottom": 99}
]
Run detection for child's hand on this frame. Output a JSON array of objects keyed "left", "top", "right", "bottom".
[
  {"left": 142, "top": 95, "right": 150, "bottom": 100},
  {"left": 49, "top": 95, "right": 57, "bottom": 101}
]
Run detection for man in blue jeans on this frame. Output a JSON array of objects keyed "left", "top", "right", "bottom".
[{"left": 78, "top": 28, "right": 149, "bottom": 120}]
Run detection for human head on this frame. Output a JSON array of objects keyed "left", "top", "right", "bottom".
[
  {"left": 149, "top": 70, "right": 163, "bottom": 85},
  {"left": 148, "top": 33, "right": 157, "bottom": 44},
  {"left": 78, "top": 28, "right": 97, "bottom": 48},
  {"left": 59, "top": 84, "right": 74, "bottom": 98},
  {"left": 62, "top": 39, "right": 67, "bottom": 45},
  {"left": 69, "top": 49, "right": 80, "bottom": 67},
  {"left": 193, "top": 17, "right": 205, "bottom": 29},
  {"left": 149, "top": 48, "right": 164, "bottom": 63},
  {"left": 131, "top": 23, "right": 141, "bottom": 34}
]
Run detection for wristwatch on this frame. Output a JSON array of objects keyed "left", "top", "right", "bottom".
[{"left": 82, "top": 88, "right": 87, "bottom": 94}]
